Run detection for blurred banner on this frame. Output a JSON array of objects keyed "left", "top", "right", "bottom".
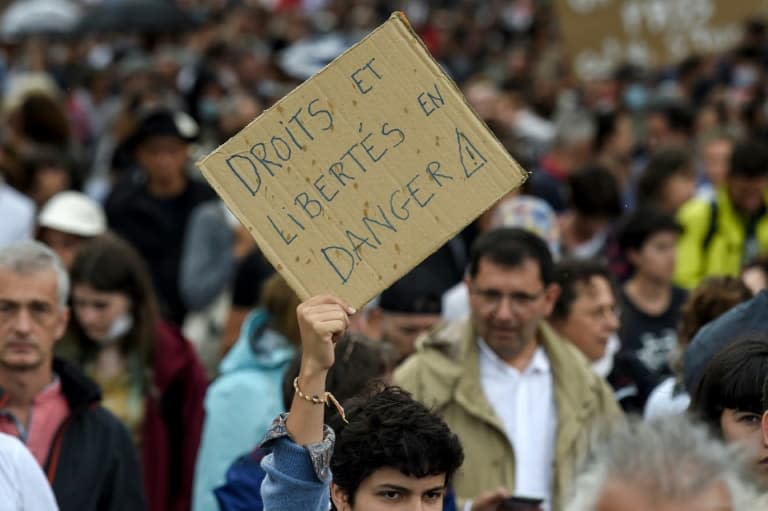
[{"left": 555, "top": 0, "right": 768, "bottom": 79}]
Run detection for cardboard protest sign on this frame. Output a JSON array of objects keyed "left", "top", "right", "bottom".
[
  {"left": 555, "top": 0, "right": 767, "bottom": 80},
  {"left": 197, "top": 12, "right": 526, "bottom": 308}
]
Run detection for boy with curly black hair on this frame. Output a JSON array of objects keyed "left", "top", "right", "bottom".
[{"left": 260, "top": 294, "right": 465, "bottom": 511}]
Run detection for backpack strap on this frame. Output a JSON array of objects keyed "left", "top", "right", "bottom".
[{"left": 702, "top": 199, "right": 718, "bottom": 251}]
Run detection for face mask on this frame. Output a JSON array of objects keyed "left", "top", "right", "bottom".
[
  {"left": 624, "top": 84, "right": 648, "bottom": 111},
  {"left": 733, "top": 66, "right": 758, "bottom": 88},
  {"left": 95, "top": 313, "right": 134, "bottom": 346},
  {"left": 198, "top": 98, "right": 219, "bottom": 123}
]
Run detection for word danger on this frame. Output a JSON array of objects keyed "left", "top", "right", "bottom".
[{"left": 318, "top": 129, "right": 487, "bottom": 284}]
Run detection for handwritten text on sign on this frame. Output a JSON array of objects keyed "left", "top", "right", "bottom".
[{"left": 198, "top": 13, "right": 525, "bottom": 308}]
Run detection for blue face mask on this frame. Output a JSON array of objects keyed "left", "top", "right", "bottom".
[
  {"left": 733, "top": 66, "right": 758, "bottom": 88},
  {"left": 198, "top": 98, "right": 219, "bottom": 123},
  {"left": 624, "top": 84, "right": 648, "bottom": 111}
]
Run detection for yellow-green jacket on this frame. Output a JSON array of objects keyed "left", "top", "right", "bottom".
[
  {"left": 393, "top": 319, "right": 621, "bottom": 511},
  {"left": 674, "top": 188, "right": 768, "bottom": 289}
]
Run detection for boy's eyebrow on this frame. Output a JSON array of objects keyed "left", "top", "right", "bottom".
[
  {"left": 373, "top": 484, "right": 412, "bottom": 495},
  {"left": 373, "top": 483, "right": 447, "bottom": 494}
]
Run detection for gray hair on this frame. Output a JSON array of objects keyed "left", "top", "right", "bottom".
[
  {"left": 566, "top": 416, "right": 761, "bottom": 511},
  {"left": 553, "top": 109, "right": 596, "bottom": 149},
  {"left": 0, "top": 240, "right": 70, "bottom": 308}
]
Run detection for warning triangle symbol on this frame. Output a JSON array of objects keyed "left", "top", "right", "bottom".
[{"left": 456, "top": 129, "right": 487, "bottom": 177}]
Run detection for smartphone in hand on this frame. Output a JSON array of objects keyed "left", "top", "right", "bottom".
[{"left": 498, "top": 495, "right": 544, "bottom": 511}]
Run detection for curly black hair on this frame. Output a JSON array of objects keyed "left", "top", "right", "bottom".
[{"left": 330, "top": 385, "right": 464, "bottom": 509}]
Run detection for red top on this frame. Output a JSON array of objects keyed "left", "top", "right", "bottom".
[
  {"left": 142, "top": 321, "right": 208, "bottom": 511},
  {"left": 0, "top": 377, "right": 70, "bottom": 466}
]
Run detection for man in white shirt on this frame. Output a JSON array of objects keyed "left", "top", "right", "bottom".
[{"left": 395, "top": 228, "right": 621, "bottom": 511}]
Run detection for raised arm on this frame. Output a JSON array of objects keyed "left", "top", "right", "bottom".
[
  {"left": 259, "top": 294, "right": 354, "bottom": 511},
  {"left": 287, "top": 294, "right": 354, "bottom": 444}
]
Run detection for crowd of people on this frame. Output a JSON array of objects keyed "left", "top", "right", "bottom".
[{"left": 2, "top": 0, "right": 768, "bottom": 510}]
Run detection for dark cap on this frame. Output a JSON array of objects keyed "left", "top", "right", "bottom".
[
  {"left": 126, "top": 108, "right": 199, "bottom": 151},
  {"left": 378, "top": 265, "right": 453, "bottom": 315}
]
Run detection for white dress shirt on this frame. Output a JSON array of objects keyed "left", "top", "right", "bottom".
[
  {"left": 478, "top": 339, "right": 557, "bottom": 511},
  {"left": 643, "top": 376, "right": 690, "bottom": 421}
]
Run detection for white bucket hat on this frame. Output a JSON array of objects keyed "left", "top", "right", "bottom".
[{"left": 38, "top": 191, "right": 107, "bottom": 237}]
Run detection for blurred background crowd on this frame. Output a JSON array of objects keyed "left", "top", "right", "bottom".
[{"left": 2, "top": 0, "right": 768, "bottom": 510}]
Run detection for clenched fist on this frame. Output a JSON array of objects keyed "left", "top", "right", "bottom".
[{"left": 296, "top": 294, "right": 356, "bottom": 375}]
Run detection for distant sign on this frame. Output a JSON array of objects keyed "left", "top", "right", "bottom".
[
  {"left": 555, "top": 0, "right": 767, "bottom": 80},
  {"left": 198, "top": 12, "right": 526, "bottom": 309}
]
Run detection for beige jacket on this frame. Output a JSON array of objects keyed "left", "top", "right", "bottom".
[{"left": 393, "top": 319, "right": 622, "bottom": 511}]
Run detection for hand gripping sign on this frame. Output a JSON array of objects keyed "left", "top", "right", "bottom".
[{"left": 197, "top": 12, "right": 527, "bottom": 309}]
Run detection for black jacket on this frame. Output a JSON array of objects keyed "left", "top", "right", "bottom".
[
  {"left": 106, "top": 172, "right": 216, "bottom": 325},
  {"left": 19, "top": 358, "right": 148, "bottom": 511}
]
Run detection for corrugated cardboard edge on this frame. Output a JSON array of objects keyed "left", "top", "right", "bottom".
[{"left": 197, "top": 11, "right": 528, "bottom": 307}]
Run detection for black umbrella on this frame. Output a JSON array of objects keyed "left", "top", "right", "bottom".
[
  {"left": 1, "top": 0, "right": 82, "bottom": 41},
  {"left": 75, "top": 0, "right": 200, "bottom": 34}
]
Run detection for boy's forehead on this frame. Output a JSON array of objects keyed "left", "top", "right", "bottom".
[{"left": 361, "top": 467, "right": 446, "bottom": 489}]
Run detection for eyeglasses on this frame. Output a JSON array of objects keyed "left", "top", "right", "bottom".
[{"left": 470, "top": 287, "right": 547, "bottom": 309}]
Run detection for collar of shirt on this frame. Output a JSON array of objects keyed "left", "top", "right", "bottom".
[
  {"left": 0, "top": 373, "right": 70, "bottom": 465},
  {"left": 477, "top": 337, "right": 550, "bottom": 377},
  {"left": 0, "top": 374, "right": 63, "bottom": 442},
  {"left": 31, "top": 376, "right": 62, "bottom": 406},
  {"left": 0, "top": 375, "right": 62, "bottom": 413}
]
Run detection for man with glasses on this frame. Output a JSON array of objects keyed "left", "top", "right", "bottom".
[{"left": 395, "top": 228, "right": 621, "bottom": 511}]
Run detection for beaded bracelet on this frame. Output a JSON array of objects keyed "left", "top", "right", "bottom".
[{"left": 293, "top": 376, "right": 348, "bottom": 424}]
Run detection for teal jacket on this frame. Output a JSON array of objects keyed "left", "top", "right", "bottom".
[{"left": 191, "top": 310, "right": 296, "bottom": 511}]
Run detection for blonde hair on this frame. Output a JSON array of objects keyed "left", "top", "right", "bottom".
[{"left": 260, "top": 273, "right": 301, "bottom": 346}]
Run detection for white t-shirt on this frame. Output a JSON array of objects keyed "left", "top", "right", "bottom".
[
  {"left": 441, "top": 282, "right": 470, "bottom": 322},
  {"left": 644, "top": 376, "right": 691, "bottom": 421},
  {"left": 0, "top": 433, "right": 58, "bottom": 510}
]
